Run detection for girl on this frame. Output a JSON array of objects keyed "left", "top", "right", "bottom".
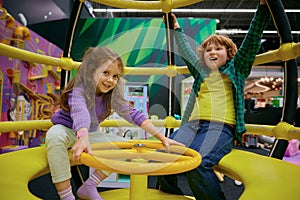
[{"left": 46, "top": 46, "right": 183, "bottom": 200}]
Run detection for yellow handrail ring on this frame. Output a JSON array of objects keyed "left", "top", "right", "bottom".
[{"left": 79, "top": 141, "right": 201, "bottom": 176}]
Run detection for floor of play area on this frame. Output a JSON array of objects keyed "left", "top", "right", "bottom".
[{"left": 28, "top": 145, "right": 300, "bottom": 200}]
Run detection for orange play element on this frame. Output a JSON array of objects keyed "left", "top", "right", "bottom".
[
  {"left": 13, "top": 25, "right": 31, "bottom": 41},
  {"left": 0, "top": 8, "right": 15, "bottom": 28}
]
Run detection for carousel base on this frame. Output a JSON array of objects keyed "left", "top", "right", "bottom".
[{"left": 99, "top": 188, "right": 195, "bottom": 200}]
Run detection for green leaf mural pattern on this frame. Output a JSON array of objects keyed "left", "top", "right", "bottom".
[{"left": 72, "top": 17, "right": 215, "bottom": 83}]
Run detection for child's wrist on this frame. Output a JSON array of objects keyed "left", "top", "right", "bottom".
[
  {"left": 154, "top": 132, "right": 164, "bottom": 140},
  {"left": 77, "top": 130, "right": 88, "bottom": 139}
]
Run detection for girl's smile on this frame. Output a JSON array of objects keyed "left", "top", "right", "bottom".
[{"left": 94, "top": 60, "right": 121, "bottom": 94}]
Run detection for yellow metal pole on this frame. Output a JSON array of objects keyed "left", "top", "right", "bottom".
[{"left": 129, "top": 174, "right": 148, "bottom": 200}]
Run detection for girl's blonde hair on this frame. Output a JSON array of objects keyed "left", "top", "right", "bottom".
[
  {"left": 59, "top": 46, "right": 124, "bottom": 120},
  {"left": 197, "top": 35, "right": 238, "bottom": 65}
]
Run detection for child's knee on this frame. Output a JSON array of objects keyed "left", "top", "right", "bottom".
[{"left": 46, "top": 125, "right": 71, "bottom": 145}]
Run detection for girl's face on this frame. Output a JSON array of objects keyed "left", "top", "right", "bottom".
[
  {"left": 203, "top": 43, "right": 229, "bottom": 70},
  {"left": 94, "top": 60, "right": 122, "bottom": 94}
]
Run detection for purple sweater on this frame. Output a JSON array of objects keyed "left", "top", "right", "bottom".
[{"left": 51, "top": 87, "right": 147, "bottom": 132}]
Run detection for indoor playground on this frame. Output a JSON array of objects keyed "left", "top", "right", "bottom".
[{"left": 0, "top": 0, "right": 300, "bottom": 200}]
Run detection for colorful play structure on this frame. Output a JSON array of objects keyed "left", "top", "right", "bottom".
[
  {"left": 0, "top": 0, "right": 300, "bottom": 200},
  {"left": 0, "top": 4, "right": 62, "bottom": 148}
]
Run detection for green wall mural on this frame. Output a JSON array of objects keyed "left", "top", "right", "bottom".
[{"left": 72, "top": 18, "right": 216, "bottom": 65}]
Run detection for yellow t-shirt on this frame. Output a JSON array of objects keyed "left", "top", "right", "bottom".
[
  {"left": 189, "top": 97, "right": 200, "bottom": 121},
  {"left": 191, "top": 71, "right": 236, "bottom": 125}
]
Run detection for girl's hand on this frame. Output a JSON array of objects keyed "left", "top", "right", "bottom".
[
  {"left": 71, "top": 134, "right": 92, "bottom": 163},
  {"left": 161, "top": 137, "right": 185, "bottom": 152}
]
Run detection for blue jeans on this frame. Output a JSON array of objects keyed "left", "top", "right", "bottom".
[{"left": 158, "top": 120, "right": 234, "bottom": 200}]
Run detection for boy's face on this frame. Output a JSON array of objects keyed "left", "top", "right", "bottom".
[{"left": 203, "top": 43, "right": 229, "bottom": 69}]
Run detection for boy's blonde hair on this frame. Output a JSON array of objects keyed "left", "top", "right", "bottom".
[{"left": 197, "top": 35, "right": 238, "bottom": 65}]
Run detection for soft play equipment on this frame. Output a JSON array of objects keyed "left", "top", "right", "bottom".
[{"left": 0, "top": 140, "right": 201, "bottom": 200}]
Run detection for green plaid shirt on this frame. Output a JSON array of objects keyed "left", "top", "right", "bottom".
[{"left": 175, "top": 4, "right": 270, "bottom": 142}]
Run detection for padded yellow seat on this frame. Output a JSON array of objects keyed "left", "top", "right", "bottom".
[
  {"left": 214, "top": 149, "right": 300, "bottom": 200},
  {"left": 1, "top": 145, "right": 300, "bottom": 200},
  {"left": 0, "top": 146, "right": 49, "bottom": 200}
]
